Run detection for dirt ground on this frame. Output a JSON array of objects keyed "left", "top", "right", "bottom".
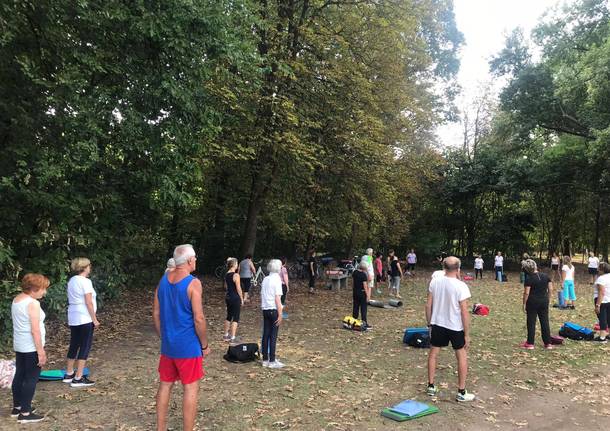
[{"left": 1, "top": 269, "right": 610, "bottom": 430}]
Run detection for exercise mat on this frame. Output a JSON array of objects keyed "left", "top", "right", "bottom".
[
  {"left": 388, "top": 299, "right": 403, "bottom": 307},
  {"left": 39, "top": 368, "right": 90, "bottom": 381},
  {"left": 368, "top": 300, "right": 385, "bottom": 308}
]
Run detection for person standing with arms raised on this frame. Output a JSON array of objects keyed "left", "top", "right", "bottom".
[
  {"left": 153, "top": 244, "right": 210, "bottom": 431},
  {"left": 425, "top": 256, "right": 475, "bottom": 402}
]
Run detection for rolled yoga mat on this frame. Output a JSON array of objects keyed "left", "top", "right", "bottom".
[
  {"left": 388, "top": 299, "right": 403, "bottom": 307},
  {"left": 368, "top": 299, "right": 385, "bottom": 308}
]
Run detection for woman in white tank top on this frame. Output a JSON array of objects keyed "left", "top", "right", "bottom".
[{"left": 11, "top": 273, "right": 49, "bottom": 423}]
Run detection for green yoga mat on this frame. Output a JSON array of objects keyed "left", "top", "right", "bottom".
[
  {"left": 39, "top": 368, "right": 90, "bottom": 381},
  {"left": 381, "top": 405, "right": 439, "bottom": 422}
]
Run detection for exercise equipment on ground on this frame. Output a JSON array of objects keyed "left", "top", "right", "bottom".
[
  {"left": 403, "top": 327, "right": 428, "bottom": 344},
  {"left": 39, "top": 368, "right": 90, "bottom": 381},
  {"left": 472, "top": 303, "right": 489, "bottom": 316},
  {"left": 368, "top": 299, "right": 385, "bottom": 308},
  {"left": 223, "top": 343, "right": 259, "bottom": 363},
  {"left": 381, "top": 400, "right": 438, "bottom": 422},
  {"left": 558, "top": 322, "right": 594, "bottom": 341},
  {"left": 342, "top": 315, "right": 365, "bottom": 331},
  {"left": 388, "top": 299, "right": 402, "bottom": 307}
]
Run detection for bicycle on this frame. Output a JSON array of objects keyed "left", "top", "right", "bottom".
[
  {"left": 214, "top": 262, "right": 228, "bottom": 279},
  {"left": 341, "top": 256, "right": 360, "bottom": 275},
  {"left": 287, "top": 258, "right": 307, "bottom": 279}
]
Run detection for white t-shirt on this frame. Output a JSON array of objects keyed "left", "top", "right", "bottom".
[
  {"left": 594, "top": 273, "right": 610, "bottom": 302},
  {"left": 429, "top": 276, "right": 471, "bottom": 331},
  {"left": 67, "top": 275, "right": 97, "bottom": 326},
  {"left": 551, "top": 257, "right": 560, "bottom": 265},
  {"left": 12, "top": 296, "right": 46, "bottom": 353},
  {"left": 474, "top": 258, "right": 484, "bottom": 270},
  {"left": 407, "top": 253, "right": 417, "bottom": 264},
  {"left": 431, "top": 270, "right": 445, "bottom": 280},
  {"left": 588, "top": 256, "right": 600, "bottom": 269},
  {"left": 562, "top": 265, "right": 575, "bottom": 281},
  {"left": 494, "top": 256, "right": 503, "bottom": 267},
  {"left": 261, "top": 273, "right": 283, "bottom": 310}
]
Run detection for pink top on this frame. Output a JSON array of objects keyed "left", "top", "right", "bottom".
[
  {"left": 280, "top": 266, "right": 289, "bottom": 286},
  {"left": 374, "top": 258, "right": 383, "bottom": 276}
]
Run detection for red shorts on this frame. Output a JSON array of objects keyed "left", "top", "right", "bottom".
[{"left": 158, "top": 355, "right": 204, "bottom": 384}]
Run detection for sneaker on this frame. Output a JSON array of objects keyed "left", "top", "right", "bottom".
[
  {"left": 17, "top": 412, "right": 44, "bottom": 423},
  {"left": 396, "top": 294, "right": 402, "bottom": 299},
  {"left": 222, "top": 334, "right": 231, "bottom": 342},
  {"left": 543, "top": 344, "right": 554, "bottom": 350},
  {"left": 262, "top": 360, "right": 270, "bottom": 367},
  {"left": 520, "top": 341, "right": 535, "bottom": 350},
  {"left": 10, "top": 407, "right": 36, "bottom": 418},
  {"left": 71, "top": 376, "right": 95, "bottom": 388},
  {"left": 268, "top": 360, "right": 285, "bottom": 369},
  {"left": 456, "top": 390, "right": 476, "bottom": 402},
  {"left": 62, "top": 372, "right": 75, "bottom": 383},
  {"left": 427, "top": 385, "right": 438, "bottom": 396},
  {"left": 593, "top": 337, "right": 608, "bottom": 343},
  {"left": 308, "top": 289, "right": 315, "bottom": 294}
]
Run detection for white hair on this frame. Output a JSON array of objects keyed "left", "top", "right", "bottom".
[
  {"left": 226, "top": 257, "right": 238, "bottom": 269},
  {"left": 359, "top": 261, "right": 368, "bottom": 270},
  {"left": 173, "top": 244, "right": 196, "bottom": 266},
  {"left": 267, "top": 259, "right": 282, "bottom": 274},
  {"left": 166, "top": 258, "right": 176, "bottom": 269},
  {"left": 366, "top": 248, "right": 373, "bottom": 255}
]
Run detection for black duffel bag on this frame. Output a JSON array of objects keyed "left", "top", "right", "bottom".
[{"left": 223, "top": 343, "right": 260, "bottom": 363}]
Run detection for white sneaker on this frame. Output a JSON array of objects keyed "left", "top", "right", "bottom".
[
  {"left": 456, "top": 390, "right": 475, "bottom": 402},
  {"left": 268, "top": 360, "right": 285, "bottom": 369},
  {"left": 262, "top": 360, "right": 270, "bottom": 367}
]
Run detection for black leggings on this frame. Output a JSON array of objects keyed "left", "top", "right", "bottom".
[
  {"left": 599, "top": 302, "right": 610, "bottom": 331},
  {"left": 262, "top": 309, "right": 279, "bottom": 362},
  {"left": 309, "top": 273, "right": 315, "bottom": 289},
  {"left": 12, "top": 352, "right": 40, "bottom": 412},
  {"left": 475, "top": 269, "right": 483, "bottom": 279},
  {"left": 353, "top": 293, "right": 368, "bottom": 324},
  {"left": 67, "top": 322, "right": 94, "bottom": 360},
  {"left": 281, "top": 284, "right": 287, "bottom": 305},
  {"left": 526, "top": 298, "right": 551, "bottom": 345},
  {"left": 225, "top": 298, "right": 241, "bottom": 323}
]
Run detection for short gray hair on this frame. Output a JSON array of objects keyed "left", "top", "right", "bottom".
[
  {"left": 359, "top": 261, "right": 368, "bottom": 270},
  {"left": 166, "top": 258, "right": 176, "bottom": 269},
  {"left": 267, "top": 259, "right": 282, "bottom": 274},
  {"left": 366, "top": 248, "right": 373, "bottom": 255},
  {"left": 523, "top": 259, "right": 537, "bottom": 274},
  {"left": 173, "top": 244, "right": 196, "bottom": 266},
  {"left": 443, "top": 256, "right": 461, "bottom": 272},
  {"left": 226, "top": 257, "right": 238, "bottom": 269}
]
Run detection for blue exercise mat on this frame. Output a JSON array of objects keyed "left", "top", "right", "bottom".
[{"left": 389, "top": 400, "right": 431, "bottom": 417}]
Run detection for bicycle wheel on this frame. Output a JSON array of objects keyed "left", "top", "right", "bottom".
[
  {"left": 214, "top": 265, "right": 224, "bottom": 279},
  {"left": 287, "top": 264, "right": 299, "bottom": 279}
]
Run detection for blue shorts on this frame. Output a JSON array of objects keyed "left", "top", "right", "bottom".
[{"left": 563, "top": 280, "right": 576, "bottom": 301}]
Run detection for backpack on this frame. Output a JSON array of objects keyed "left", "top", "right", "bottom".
[
  {"left": 403, "top": 327, "right": 429, "bottom": 344},
  {"left": 223, "top": 343, "right": 259, "bottom": 363},
  {"left": 558, "top": 322, "right": 594, "bottom": 341},
  {"left": 472, "top": 303, "right": 490, "bottom": 316},
  {"left": 407, "top": 332, "right": 430, "bottom": 348},
  {"left": 342, "top": 315, "right": 364, "bottom": 331}
]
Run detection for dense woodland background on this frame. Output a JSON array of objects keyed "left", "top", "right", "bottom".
[{"left": 1, "top": 0, "right": 610, "bottom": 341}]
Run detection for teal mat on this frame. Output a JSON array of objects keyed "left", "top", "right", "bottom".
[{"left": 39, "top": 368, "right": 90, "bottom": 381}]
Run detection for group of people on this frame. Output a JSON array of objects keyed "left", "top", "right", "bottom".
[{"left": 10, "top": 258, "right": 98, "bottom": 424}]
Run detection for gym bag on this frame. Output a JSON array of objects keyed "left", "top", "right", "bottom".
[
  {"left": 558, "top": 322, "right": 594, "bottom": 341},
  {"left": 407, "top": 332, "right": 430, "bottom": 348},
  {"left": 472, "top": 303, "right": 489, "bottom": 316},
  {"left": 223, "top": 343, "right": 259, "bottom": 363},
  {"left": 342, "top": 315, "right": 365, "bottom": 331},
  {"left": 403, "top": 327, "right": 429, "bottom": 344}
]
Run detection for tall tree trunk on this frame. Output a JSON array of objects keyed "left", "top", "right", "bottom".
[{"left": 594, "top": 197, "right": 601, "bottom": 255}]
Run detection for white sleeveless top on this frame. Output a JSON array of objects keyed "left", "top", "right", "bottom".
[{"left": 12, "top": 296, "right": 46, "bottom": 353}]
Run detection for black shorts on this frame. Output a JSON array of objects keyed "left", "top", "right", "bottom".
[
  {"left": 551, "top": 264, "right": 559, "bottom": 271},
  {"left": 408, "top": 263, "right": 415, "bottom": 271},
  {"left": 225, "top": 298, "right": 241, "bottom": 322},
  {"left": 589, "top": 268, "right": 598, "bottom": 275},
  {"left": 241, "top": 277, "right": 251, "bottom": 293},
  {"left": 430, "top": 325, "right": 465, "bottom": 350},
  {"left": 375, "top": 274, "right": 382, "bottom": 283}
]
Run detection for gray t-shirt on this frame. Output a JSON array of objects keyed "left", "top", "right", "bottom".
[{"left": 239, "top": 259, "right": 252, "bottom": 278}]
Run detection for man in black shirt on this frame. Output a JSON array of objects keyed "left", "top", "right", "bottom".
[
  {"left": 308, "top": 248, "right": 317, "bottom": 294},
  {"left": 352, "top": 261, "right": 371, "bottom": 328}
]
